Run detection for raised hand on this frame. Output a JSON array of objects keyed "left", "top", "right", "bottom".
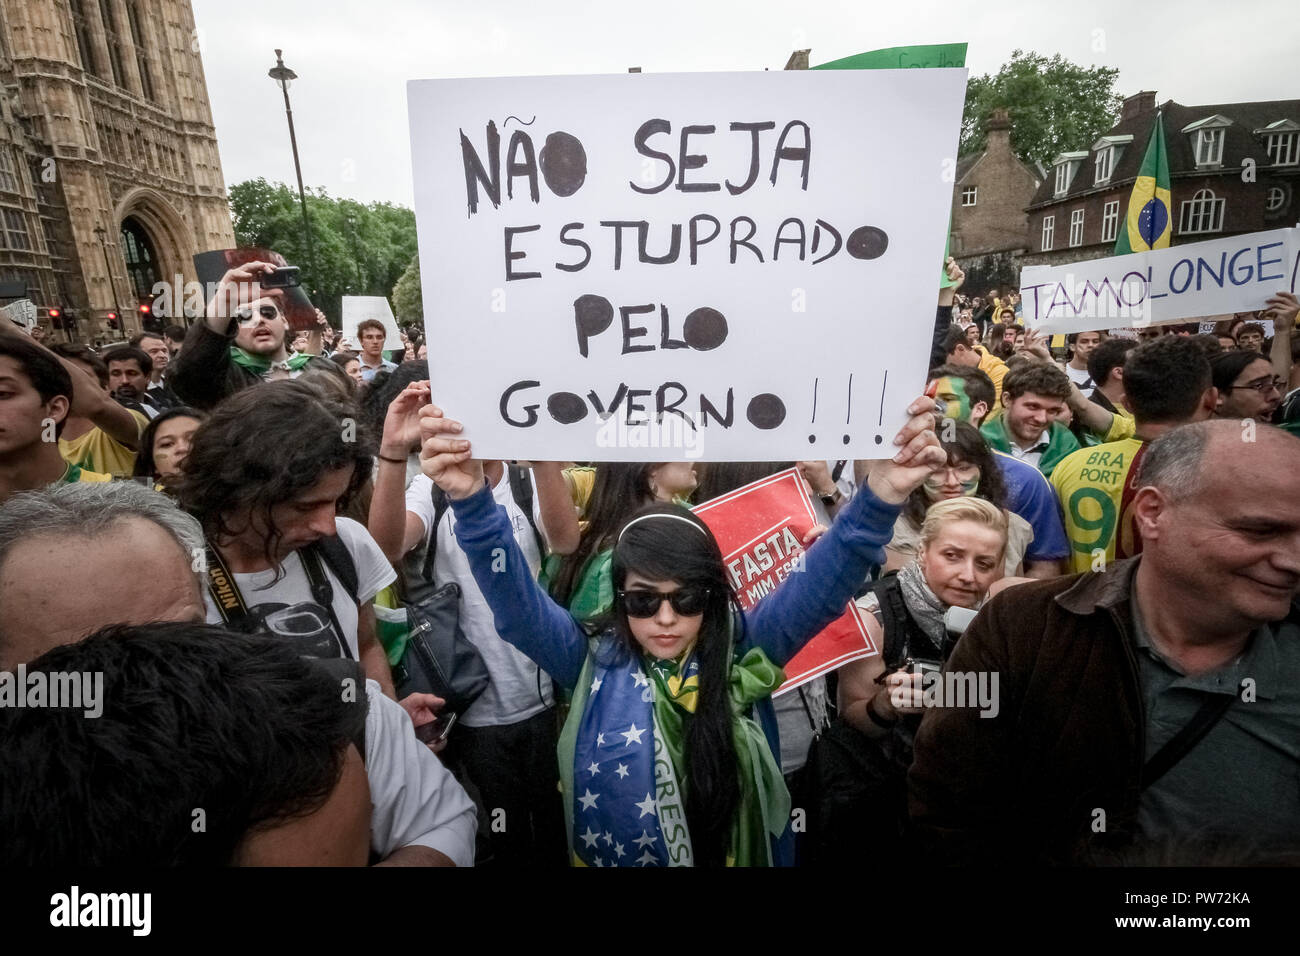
[
  {"left": 380, "top": 380, "right": 431, "bottom": 458},
  {"left": 866, "top": 395, "right": 947, "bottom": 505},
  {"left": 418, "top": 404, "right": 485, "bottom": 500}
]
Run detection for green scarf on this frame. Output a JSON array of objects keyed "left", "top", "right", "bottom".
[
  {"left": 980, "top": 415, "right": 1078, "bottom": 478},
  {"left": 646, "top": 645, "right": 790, "bottom": 866},
  {"left": 229, "top": 347, "right": 315, "bottom": 376}
]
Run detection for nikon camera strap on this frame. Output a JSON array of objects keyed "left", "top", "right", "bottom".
[{"left": 204, "top": 544, "right": 355, "bottom": 660}]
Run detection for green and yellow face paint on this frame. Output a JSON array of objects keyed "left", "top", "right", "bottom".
[
  {"left": 923, "top": 459, "right": 981, "bottom": 501},
  {"left": 929, "top": 376, "right": 972, "bottom": 423}
]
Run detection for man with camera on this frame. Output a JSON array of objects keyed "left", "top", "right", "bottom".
[{"left": 170, "top": 260, "right": 336, "bottom": 411}]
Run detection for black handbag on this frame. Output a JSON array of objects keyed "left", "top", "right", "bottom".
[
  {"left": 391, "top": 580, "right": 490, "bottom": 715},
  {"left": 390, "top": 484, "right": 492, "bottom": 715}
]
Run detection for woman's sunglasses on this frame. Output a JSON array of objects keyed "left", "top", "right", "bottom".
[
  {"left": 234, "top": 304, "right": 282, "bottom": 326},
  {"left": 618, "top": 586, "right": 710, "bottom": 618}
]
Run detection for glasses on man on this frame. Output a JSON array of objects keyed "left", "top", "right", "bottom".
[
  {"left": 234, "top": 304, "right": 281, "bottom": 327},
  {"left": 618, "top": 586, "right": 711, "bottom": 618},
  {"left": 1228, "top": 377, "right": 1284, "bottom": 395}
]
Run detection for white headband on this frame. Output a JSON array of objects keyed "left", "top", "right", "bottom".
[{"left": 617, "top": 513, "right": 709, "bottom": 544}]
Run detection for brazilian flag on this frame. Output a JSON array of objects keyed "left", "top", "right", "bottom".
[{"left": 1115, "top": 112, "right": 1172, "bottom": 254}]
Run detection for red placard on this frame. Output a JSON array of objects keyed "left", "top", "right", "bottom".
[{"left": 693, "top": 468, "right": 878, "bottom": 696}]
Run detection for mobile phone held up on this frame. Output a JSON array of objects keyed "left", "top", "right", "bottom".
[
  {"left": 261, "top": 266, "right": 300, "bottom": 289},
  {"left": 415, "top": 710, "right": 457, "bottom": 745}
]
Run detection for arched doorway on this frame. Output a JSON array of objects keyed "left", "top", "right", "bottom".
[{"left": 120, "top": 216, "right": 161, "bottom": 299}]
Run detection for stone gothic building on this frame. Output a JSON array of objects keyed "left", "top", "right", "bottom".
[{"left": 0, "top": 0, "right": 233, "bottom": 342}]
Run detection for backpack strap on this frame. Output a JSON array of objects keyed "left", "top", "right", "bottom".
[
  {"left": 305, "top": 537, "right": 359, "bottom": 661},
  {"left": 869, "top": 573, "right": 940, "bottom": 669},
  {"left": 507, "top": 464, "right": 547, "bottom": 556},
  {"left": 421, "top": 481, "right": 453, "bottom": 586}
]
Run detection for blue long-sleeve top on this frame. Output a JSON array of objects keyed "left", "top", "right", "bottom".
[{"left": 448, "top": 477, "right": 901, "bottom": 816}]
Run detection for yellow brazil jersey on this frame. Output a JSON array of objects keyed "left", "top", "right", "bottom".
[
  {"left": 59, "top": 409, "right": 148, "bottom": 479},
  {"left": 1050, "top": 437, "right": 1144, "bottom": 574},
  {"left": 60, "top": 462, "right": 113, "bottom": 485},
  {"left": 1098, "top": 407, "right": 1136, "bottom": 443}
]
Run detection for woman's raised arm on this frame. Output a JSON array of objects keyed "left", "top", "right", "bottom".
[{"left": 419, "top": 405, "right": 587, "bottom": 688}]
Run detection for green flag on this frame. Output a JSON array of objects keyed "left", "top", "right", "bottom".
[{"left": 1113, "top": 112, "right": 1173, "bottom": 255}]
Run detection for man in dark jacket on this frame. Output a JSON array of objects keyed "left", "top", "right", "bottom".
[
  {"left": 170, "top": 259, "right": 335, "bottom": 410},
  {"left": 909, "top": 419, "right": 1300, "bottom": 865}
]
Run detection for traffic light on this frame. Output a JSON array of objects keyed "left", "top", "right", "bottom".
[
  {"left": 47, "top": 307, "right": 64, "bottom": 332},
  {"left": 107, "top": 311, "right": 120, "bottom": 330},
  {"left": 139, "top": 296, "right": 163, "bottom": 332}
]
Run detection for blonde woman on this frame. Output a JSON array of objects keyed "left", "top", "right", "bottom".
[{"left": 816, "top": 497, "right": 1027, "bottom": 861}]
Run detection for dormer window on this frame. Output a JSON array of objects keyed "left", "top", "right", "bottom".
[
  {"left": 1266, "top": 132, "right": 1298, "bottom": 165},
  {"left": 1094, "top": 148, "right": 1114, "bottom": 184},
  {"left": 1195, "top": 128, "right": 1224, "bottom": 166},
  {"left": 1051, "top": 152, "right": 1087, "bottom": 197},
  {"left": 1182, "top": 115, "right": 1232, "bottom": 168},
  {"left": 1091, "top": 135, "right": 1132, "bottom": 185},
  {"left": 1054, "top": 163, "right": 1071, "bottom": 196},
  {"left": 1257, "top": 120, "right": 1300, "bottom": 166}
]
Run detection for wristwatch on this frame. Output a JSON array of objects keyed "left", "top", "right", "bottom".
[{"left": 819, "top": 488, "right": 842, "bottom": 509}]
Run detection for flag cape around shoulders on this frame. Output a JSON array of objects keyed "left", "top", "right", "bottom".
[{"left": 1114, "top": 113, "right": 1172, "bottom": 254}]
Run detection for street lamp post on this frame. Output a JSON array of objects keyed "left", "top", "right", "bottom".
[
  {"left": 93, "top": 224, "right": 123, "bottom": 339},
  {"left": 268, "top": 49, "right": 317, "bottom": 294}
]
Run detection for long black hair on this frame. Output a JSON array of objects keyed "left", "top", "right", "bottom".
[
  {"left": 903, "top": 421, "right": 1007, "bottom": 528},
  {"left": 132, "top": 405, "right": 204, "bottom": 483},
  {"left": 549, "top": 463, "right": 656, "bottom": 609},
  {"left": 605, "top": 503, "right": 740, "bottom": 868}
]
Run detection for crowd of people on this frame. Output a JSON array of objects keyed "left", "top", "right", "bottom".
[{"left": 0, "top": 253, "right": 1297, "bottom": 867}]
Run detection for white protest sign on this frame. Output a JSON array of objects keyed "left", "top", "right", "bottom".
[
  {"left": 341, "top": 296, "right": 403, "bottom": 351},
  {"left": 408, "top": 69, "right": 967, "bottom": 461},
  {"left": 0, "top": 298, "right": 37, "bottom": 330},
  {"left": 1019, "top": 228, "right": 1300, "bottom": 336}
]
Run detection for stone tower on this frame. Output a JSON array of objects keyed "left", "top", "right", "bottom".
[{"left": 0, "top": 0, "right": 234, "bottom": 341}]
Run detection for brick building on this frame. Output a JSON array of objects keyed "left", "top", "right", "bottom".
[
  {"left": 950, "top": 108, "right": 1042, "bottom": 292},
  {"left": 1023, "top": 91, "right": 1300, "bottom": 268},
  {"left": 0, "top": 0, "right": 234, "bottom": 343}
]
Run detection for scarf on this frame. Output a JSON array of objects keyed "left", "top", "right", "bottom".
[
  {"left": 979, "top": 416, "right": 1076, "bottom": 477},
  {"left": 897, "top": 559, "right": 955, "bottom": 649},
  {"left": 229, "top": 347, "right": 314, "bottom": 377},
  {"left": 559, "top": 630, "right": 790, "bottom": 867}
]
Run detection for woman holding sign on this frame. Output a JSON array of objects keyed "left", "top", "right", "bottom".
[{"left": 417, "top": 397, "right": 944, "bottom": 867}]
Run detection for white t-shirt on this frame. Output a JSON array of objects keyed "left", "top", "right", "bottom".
[
  {"left": 1065, "top": 363, "right": 1094, "bottom": 391},
  {"left": 202, "top": 517, "right": 395, "bottom": 660},
  {"left": 364, "top": 679, "right": 478, "bottom": 865},
  {"left": 406, "top": 471, "right": 555, "bottom": 728}
]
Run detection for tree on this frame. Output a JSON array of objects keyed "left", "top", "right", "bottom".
[
  {"left": 392, "top": 255, "right": 423, "bottom": 325},
  {"left": 960, "top": 51, "right": 1123, "bottom": 172},
  {"left": 227, "top": 179, "right": 417, "bottom": 324}
]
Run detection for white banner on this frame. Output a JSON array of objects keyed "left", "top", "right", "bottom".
[
  {"left": 1019, "top": 228, "right": 1300, "bottom": 336},
  {"left": 408, "top": 68, "right": 967, "bottom": 461}
]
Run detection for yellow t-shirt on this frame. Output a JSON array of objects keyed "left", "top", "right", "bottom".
[
  {"left": 59, "top": 462, "right": 113, "bottom": 485},
  {"left": 1099, "top": 407, "right": 1136, "bottom": 443},
  {"left": 977, "top": 349, "right": 1008, "bottom": 410},
  {"left": 59, "top": 410, "right": 148, "bottom": 479},
  {"left": 563, "top": 466, "right": 597, "bottom": 520},
  {"left": 1050, "top": 437, "right": 1144, "bottom": 574}
]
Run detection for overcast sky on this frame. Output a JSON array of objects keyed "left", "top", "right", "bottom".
[{"left": 192, "top": 0, "right": 1294, "bottom": 210}]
